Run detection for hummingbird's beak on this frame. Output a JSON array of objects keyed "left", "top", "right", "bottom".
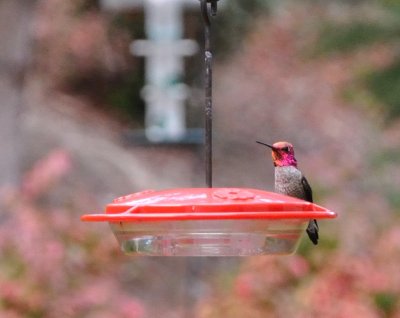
[{"left": 256, "top": 141, "right": 275, "bottom": 150}]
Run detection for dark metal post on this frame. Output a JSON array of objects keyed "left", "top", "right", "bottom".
[{"left": 200, "top": 0, "right": 217, "bottom": 188}]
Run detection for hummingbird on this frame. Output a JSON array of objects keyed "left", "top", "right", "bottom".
[{"left": 256, "top": 140, "right": 319, "bottom": 245}]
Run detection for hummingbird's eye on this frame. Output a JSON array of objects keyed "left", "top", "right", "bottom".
[{"left": 282, "top": 146, "right": 289, "bottom": 152}]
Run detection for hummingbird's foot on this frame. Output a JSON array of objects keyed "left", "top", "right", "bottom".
[{"left": 306, "top": 219, "right": 319, "bottom": 245}]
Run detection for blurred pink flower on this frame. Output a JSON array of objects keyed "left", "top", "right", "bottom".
[
  {"left": 116, "top": 295, "right": 146, "bottom": 318},
  {"left": 22, "top": 149, "right": 72, "bottom": 199},
  {"left": 234, "top": 273, "right": 256, "bottom": 299},
  {"left": 68, "top": 13, "right": 106, "bottom": 63},
  {"left": 286, "top": 255, "right": 310, "bottom": 278}
]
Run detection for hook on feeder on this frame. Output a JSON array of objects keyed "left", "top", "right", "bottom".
[{"left": 200, "top": 0, "right": 218, "bottom": 26}]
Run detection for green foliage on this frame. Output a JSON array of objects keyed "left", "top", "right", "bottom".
[
  {"left": 65, "top": 68, "right": 145, "bottom": 123},
  {"left": 312, "top": 3, "right": 400, "bottom": 122},
  {"left": 386, "top": 189, "right": 400, "bottom": 211},
  {"left": 369, "top": 148, "right": 400, "bottom": 169},
  {"left": 111, "top": 12, "right": 145, "bottom": 39},
  {"left": 380, "top": 0, "right": 400, "bottom": 15},
  {"left": 314, "top": 22, "right": 392, "bottom": 55},
  {"left": 366, "top": 60, "right": 400, "bottom": 120},
  {"left": 297, "top": 233, "right": 338, "bottom": 259},
  {"left": 373, "top": 292, "right": 398, "bottom": 316},
  {"left": 106, "top": 72, "right": 146, "bottom": 123},
  {"left": 73, "top": 0, "right": 100, "bottom": 13},
  {"left": 213, "top": 0, "right": 271, "bottom": 57}
]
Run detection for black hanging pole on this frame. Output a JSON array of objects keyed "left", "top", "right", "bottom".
[{"left": 200, "top": 0, "right": 218, "bottom": 188}]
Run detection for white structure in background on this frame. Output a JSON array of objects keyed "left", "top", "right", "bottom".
[{"left": 101, "top": 0, "right": 198, "bottom": 142}]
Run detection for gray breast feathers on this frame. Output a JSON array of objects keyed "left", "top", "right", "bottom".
[{"left": 274, "top": 166, "right": 307, "bottom": 200}]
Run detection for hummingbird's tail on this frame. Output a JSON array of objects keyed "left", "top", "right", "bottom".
[{"left": 306, "top": 219, "right": 319, "bottom": 245}]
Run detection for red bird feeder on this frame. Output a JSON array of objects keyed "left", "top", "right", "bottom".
[{"left": 81, "top": 188, "right": 336, "bottom": 256}]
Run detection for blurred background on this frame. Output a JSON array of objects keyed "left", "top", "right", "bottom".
[{"left": 1, "top": 0, "right": 400, "bottom": 316}]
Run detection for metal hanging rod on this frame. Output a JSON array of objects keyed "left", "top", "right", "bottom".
[{"left": 200, "top": 0, "right": 218, "bottom": 188}]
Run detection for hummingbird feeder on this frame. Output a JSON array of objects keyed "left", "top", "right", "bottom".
[{"left": 81, "top": 0, "right": 337, "bottom": 256}]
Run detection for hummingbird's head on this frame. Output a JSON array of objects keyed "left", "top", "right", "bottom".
[{"left": 256, "top": 140, "right": 297, "bottom": 167}]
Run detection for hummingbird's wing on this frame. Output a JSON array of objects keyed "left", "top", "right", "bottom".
[
  {"left": 301, "top": 176, "right": 313, "bottom": 203},
  {"left": 301, "top": 176, "right": 319, "bottom": 245}
]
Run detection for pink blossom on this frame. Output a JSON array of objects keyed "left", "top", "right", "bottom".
[{"left": 22, "top": 149, "right": 72, "bottom": 199}]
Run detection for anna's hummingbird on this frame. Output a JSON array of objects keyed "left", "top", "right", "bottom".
[{"left": 256, "top": 140, "right": 319, "bottom": 245}]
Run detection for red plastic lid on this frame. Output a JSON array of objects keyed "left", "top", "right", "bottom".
[{"left": 81, "top": 188, "right": 336, "bottom": 222}]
